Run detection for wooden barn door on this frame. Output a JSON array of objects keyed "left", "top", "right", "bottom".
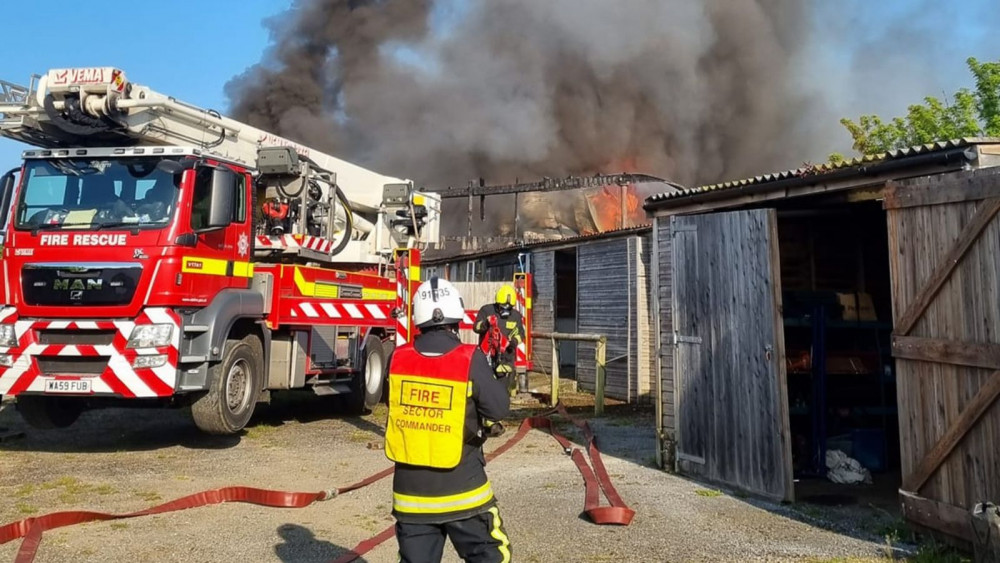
[
  {"left": 671, "top": 208, "right": 794, "bottom": 502},
  {"left": 885, "top": 167, "right": 1000, "bottom": 543}
]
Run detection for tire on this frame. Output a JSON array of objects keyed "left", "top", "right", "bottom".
[
  {"left": 16, "top": 395, "right": 83, "bottom": 429},
  {"left": 191, "top": 332, "right": 263, "bottom": 435},
  {"left": 347, "top": 335, "right": 386, "bottom": 415},
  {"left": 380, "top": 340, "right": 396, "bottom": 405}
]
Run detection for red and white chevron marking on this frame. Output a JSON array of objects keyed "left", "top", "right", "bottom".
[
  {"left": 301, "top": 236, "right": 335, "bottom": 253},
  {"left": 288, "top": 301, "right": 393, "bottom": 321},
  {"left": 395, "top": 274, "right": 410, "bottom": 347},
  {"left": 256, "top": 234, "right": 298, "bottom": 249},
  {"left": 0, "top": 307, "right": 181, "bottom": 399},
  {"left": 459, "top": 310, "right": 476, "bottom": 331},
  {"left": 255, "top": 234, "right": 335, "bottom": 254},
  {"left": 514, "top": 280, "right": 531, "bottom": 369},
  {"left": 516, "top": 341, "right": 528, "bottom": 366}
]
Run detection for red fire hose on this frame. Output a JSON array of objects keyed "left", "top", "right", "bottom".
[{"left": 0, "top": 403, "right": 633, "bottom": 563}]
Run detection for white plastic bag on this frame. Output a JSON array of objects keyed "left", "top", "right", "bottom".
[{"left": 825, "top": 449, "right": 872, "bottom": 485}]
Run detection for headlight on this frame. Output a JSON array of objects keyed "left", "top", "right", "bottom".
[
  {"left": 0, "top": 354, "right": 12, "bottom": 367},
  {"left": 127, "top": 324, "right": 173, "bottom": 348},
  {"left": 0, "top": 325, "right": 16, "bottom": 348}
]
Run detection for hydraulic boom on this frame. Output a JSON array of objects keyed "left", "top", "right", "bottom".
[{"left": 0, "top": 67, "right": 441, "bottom": 264}]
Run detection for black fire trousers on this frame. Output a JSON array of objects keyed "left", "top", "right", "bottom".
[{"left": 396, "top": 507, "right": 511, "bottom": 563}]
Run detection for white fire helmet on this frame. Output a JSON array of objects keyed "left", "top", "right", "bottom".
[{"left": 412, "top": 277, "right": 466, "bottom": 329}]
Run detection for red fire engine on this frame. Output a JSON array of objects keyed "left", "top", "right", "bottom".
[{"left": 0, "top": 67, "right": 530, "bottom": 434}]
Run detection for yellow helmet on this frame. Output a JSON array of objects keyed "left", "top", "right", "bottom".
[{"left": 495, "top": 285, "right": 517, "bottom": 308}]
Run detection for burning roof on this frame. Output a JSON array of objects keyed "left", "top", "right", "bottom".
[{"left": 430, "top": 173, "right": 681, "bottom": 252}]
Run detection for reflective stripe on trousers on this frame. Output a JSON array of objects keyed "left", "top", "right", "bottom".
[{"left": 488, "top": 507, "right": 511, "bottom": 563}]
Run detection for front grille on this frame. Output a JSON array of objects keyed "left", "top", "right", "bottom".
[
  {"left": 22, "top": 263, "right": 142, "bottom": 306},
  {"left": 36, "top": 357, "right": 108, "bottom": 376},
  {"left": 36, "top": 329, "right": 116, "bottom": 346}
]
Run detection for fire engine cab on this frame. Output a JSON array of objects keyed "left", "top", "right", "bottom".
[{"left": 0, "top": 67, "right": 481, "bottom": 434}]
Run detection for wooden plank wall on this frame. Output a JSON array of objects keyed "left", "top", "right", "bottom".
[
  {"left": 530, "top": 250, "right": 556, "bottom": 374},
  {"left": 451, "top": 281, "right": 509, "bottom": 310},
  {"left": 424, "top": 255, "right": 517, "bottom": 283},
  {"left": 578, "top": 238, "right": 631, "bottom": 399},
  {"left": 887, "top": 170, "right": 1000, "bottom": 521},
  {"left": 628, "top": 237, "right": 639, "bottom": 402},
  {"left": 634, "top": 233, "right": 654, "bottom": 403},
  {"left": 656, "top": 219, "right": 675, "bottom": 436},
  {"left": 671, "top": 210, "right": 792, "bottom": 501}
]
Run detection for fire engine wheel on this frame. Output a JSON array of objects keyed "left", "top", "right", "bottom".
[
  {"left": 379, "top": 341, "right": 395, "bottom": 405},
  {"left": 191, "top": 333, "right": 263, "bottom": 435},
  {"left": 16, "top": 395, "right": 83, "bottom": 429},
  {"left": 347, "top": 335, "right": 386, "bottom": 415}
]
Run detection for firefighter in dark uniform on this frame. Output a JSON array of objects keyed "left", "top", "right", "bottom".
[
  {"left": 386, "top": 277, "right": 512, "bottom": 563},
  {"left": 472, "top": 285, "right": 527, "bottom": 396}
]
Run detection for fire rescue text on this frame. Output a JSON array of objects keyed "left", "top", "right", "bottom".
[{"left": 38, "top": 233, "right": 128, "bottom": 246}]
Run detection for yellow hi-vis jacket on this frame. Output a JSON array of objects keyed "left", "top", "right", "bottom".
[{"left": 385, "top": 343, "right": 475, "bottom": 469}]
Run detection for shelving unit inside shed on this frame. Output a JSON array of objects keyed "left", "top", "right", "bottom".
[{"left": 776, "top": 201, "right": 901, "bottom": 483}]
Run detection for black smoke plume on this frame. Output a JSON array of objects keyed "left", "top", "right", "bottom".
[{"left": 226, "top": 0, "right": 828, "bottom": 236}]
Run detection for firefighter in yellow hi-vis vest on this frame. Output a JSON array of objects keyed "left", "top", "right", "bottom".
[{"left": 385, "top": 277, "right": 512, "bottom": 563}]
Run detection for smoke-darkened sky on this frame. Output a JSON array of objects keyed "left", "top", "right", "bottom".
[
  {"left": 0, "top": 0, "right": 996, "bottom": 184},
  {"left": 226, "top": 0, "right": 1000, "bottom": 192},
  {"left": 228, "top": 0, "right": 812, "bottom": 189}
]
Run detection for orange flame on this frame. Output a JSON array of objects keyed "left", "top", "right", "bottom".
[{"left": 584, "top": 184, "right": 645, "bottom": 233}]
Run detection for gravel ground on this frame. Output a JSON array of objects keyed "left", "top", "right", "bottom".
[{"left": 0, "top": 382, "right": 906, "bottom": 563}]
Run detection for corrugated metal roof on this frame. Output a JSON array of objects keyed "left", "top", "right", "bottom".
[
  {"left": 422, "top": 224, "right": 653, "bottom": 265},
  {"left": 645, "top": 137, "right": 1000, "bottom": 206}
]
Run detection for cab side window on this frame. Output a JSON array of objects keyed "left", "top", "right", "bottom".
[
  {"left": 191, "top": 166, "right": 244, "bottom": 230},
  {"left": 233, "top": 174, "right": 246, "bottom": 223},
  {"left": 190, "top": 167, "right": 213, "bottom": 230}
]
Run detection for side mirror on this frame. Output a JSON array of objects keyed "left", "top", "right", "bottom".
[
  {"left": 173, "top": 232, "right": 198, "bottom": 247},
  {"left": 196, "top": 165, "right": 236, "bottom": 232},
  {"left": 0, "top": 168, "right": 18, "bottom": 235}
]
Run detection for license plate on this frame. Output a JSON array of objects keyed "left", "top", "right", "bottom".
[{"left": 44, "top": 378, "right": 92, "bottom": 394}]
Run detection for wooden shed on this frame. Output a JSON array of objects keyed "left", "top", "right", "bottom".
[
  {"left": 422, "top": 227, "right": 656, "bottom": 403},
  {"left": 644, "top": 138, "right": 1000, "bottom": 545}
]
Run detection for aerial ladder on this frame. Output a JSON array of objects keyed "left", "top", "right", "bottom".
[{"left": 0, "top": 67, "right": 441, "bottom": 266}]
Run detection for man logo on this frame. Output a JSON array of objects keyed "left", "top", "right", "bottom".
[
  {"left": 53, "top": 279, "right": 102, "bottom": 291},
  {"left": 70, "top": 290, "right": 83, "bottom": 301}
]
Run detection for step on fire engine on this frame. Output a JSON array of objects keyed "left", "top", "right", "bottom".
[{"left": 0, "top": 67, "right": 531, "bottom": 434}]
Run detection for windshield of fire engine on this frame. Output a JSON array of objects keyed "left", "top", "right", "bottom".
[{"left": 14, "top": 158, "right": 181, "bottom": 231}]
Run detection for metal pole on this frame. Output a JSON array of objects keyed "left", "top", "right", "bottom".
[
  {"left": 551, "top": 336, "right": 560, "bottom": 407},
  {"left": 595, "top": 337, "right": 607, "bottom": 415},
  {"left": 620, "top": 184, "right": 626, "bottom": 230},
  {"left": 467, "top": 188, "right": 473, "bottom": 243},
  {"left": 514, "top": 191, "right": 520, "bottom": 240},
  {"left": 651, "top": 215, "right": 664, "bottom": 469}
]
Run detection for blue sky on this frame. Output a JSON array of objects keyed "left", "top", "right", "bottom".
[
  {"left": 806, "top": 0, "right": 1000, "bottom": 118},
  {"left": 2, "top": 1, "right": 999, "bottom": 170},
  {"left": 0, "top": 0, "right": 290, "bottom": 167}
]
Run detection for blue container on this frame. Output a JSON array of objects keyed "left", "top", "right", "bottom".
[{"left": 851, "top": 428, "right": 885, "bottom": 472}]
